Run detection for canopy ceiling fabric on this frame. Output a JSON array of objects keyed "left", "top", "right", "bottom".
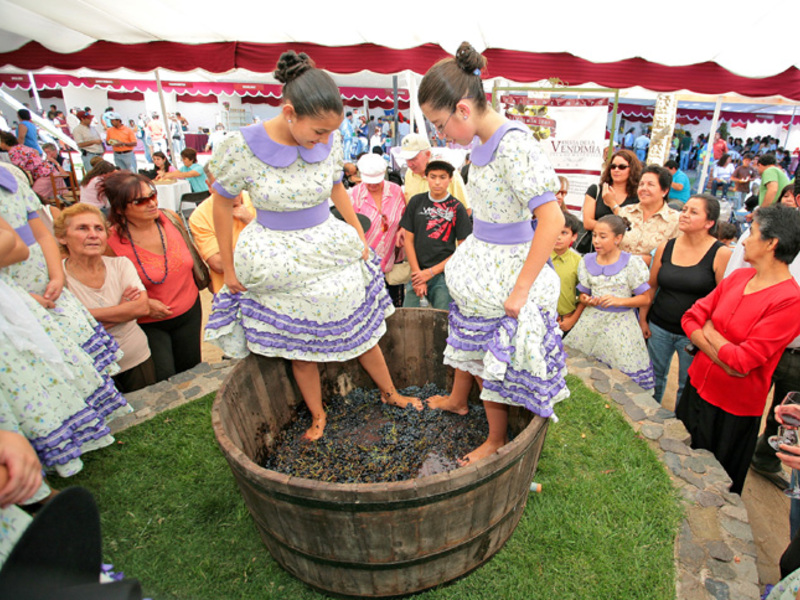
[
  {"left": 615, "top": 103, "right": 800, "bottom": 126},
  {"left": 2, "top": 40, "right": 799, "bottom": 102},
  {"left": 1, "top": 0, "right": 798, "bottom": 76}
]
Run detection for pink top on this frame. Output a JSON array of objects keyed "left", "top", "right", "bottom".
[
  {"left": 79, "top": 176, "right": 109, "bottom": 209},
  {"left": 107, "top": 213, "right": 198, "bottom": 323},
  {"left": 350, "top": 181, "right": 406, "bottom": 273}
]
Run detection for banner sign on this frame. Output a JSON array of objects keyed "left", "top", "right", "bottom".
[{"left": 503, "top": 95, "right": 609, "bottom": 214}]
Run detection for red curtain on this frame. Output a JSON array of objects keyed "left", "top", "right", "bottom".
[{"left": 2, "top": 41, "right": 798, "bottom": 101}]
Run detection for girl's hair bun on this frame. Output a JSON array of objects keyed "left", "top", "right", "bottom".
[
  {"left": 273, "top": 51, "right": 315, "bottom": 85},
  {"left": 454, "top": 42, "right": 487, "bottom": 76}
]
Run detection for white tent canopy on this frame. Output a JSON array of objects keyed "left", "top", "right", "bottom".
[{"left": 1, "top": 0, "right": 800, "bottom": 79}]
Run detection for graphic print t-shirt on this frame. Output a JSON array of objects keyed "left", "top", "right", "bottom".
[{"left": 400, "top": 192, "right": 472, "bottom": 269}]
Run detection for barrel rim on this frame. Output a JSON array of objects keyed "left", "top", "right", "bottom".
[{"left": 211, "top": 354, "right": 545, "bottom": 497}]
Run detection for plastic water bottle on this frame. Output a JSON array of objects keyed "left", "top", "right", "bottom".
[
  {"left": 529, "top": 482, "right": 542, "bottom": 493},
  {"left": 419, "top": 295, "right": 429, "bottom": 308}
]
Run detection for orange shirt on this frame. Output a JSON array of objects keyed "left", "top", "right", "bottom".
[
  {"left": 107, "top": 214, "right": 199, "bottom": 323},
  {"left": 106, "top": 125, "right": 137, "bottom": 152}
]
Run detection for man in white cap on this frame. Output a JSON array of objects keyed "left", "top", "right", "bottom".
[
  {"left": 105, "top": 112, "right": 138, "bottom": 172},
  {"left": 400, "top": 133, "right": 470, "bottom": 211},
  {"left": 72, "top": 110, "right": 105, "bottom": 171}
]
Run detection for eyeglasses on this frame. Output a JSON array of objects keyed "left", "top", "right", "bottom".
[
  {"left": 609, "top": 163, "right": 629, "bottom": 170},
  {"left": 130, "top": 189, "right": 158, "bottom": 206},
  {"left": 435, "top": 110, "right": 456, "bottom": 135}
]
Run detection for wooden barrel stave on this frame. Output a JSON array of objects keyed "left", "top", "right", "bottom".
[{"left": 212, "top": 309, "right": 549, "bottom": 597}]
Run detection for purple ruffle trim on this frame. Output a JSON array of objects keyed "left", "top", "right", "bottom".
[
  {"left": 446, "top": 303, "right": 568, "bottom": 417},
  {"left": 207, "top": 256, "right": 392, "bottom": 355},
  {"left": 81, "top": 323, "right": 121, "bottom": 373},
  {"left": 28, "top": 375, "right": 127, "bottom": 468},
  {"left": 626, "top": 365, "right": 656, "bottom": 390}
]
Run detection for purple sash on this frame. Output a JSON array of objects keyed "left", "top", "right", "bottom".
[
  {"left": 255, "top": 203, "right": 329, "bottom": 231},
  {"left": 472, "top": 218, "right": 534, "bottom": 245}
]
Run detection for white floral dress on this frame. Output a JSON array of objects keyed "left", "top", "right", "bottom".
[
  {"left": 443, "top": 122, "right": 569, "bottom": 419},
  {"left": 205, "top": 125, "right": 393, "bottom": 361},
  {"left": 566, "top": 252, "right": 655, "bottom": 390},
  {"left": 0, "top": 165, "right": 130, "bottom": 477}
]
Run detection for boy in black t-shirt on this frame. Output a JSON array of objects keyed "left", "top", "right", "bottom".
[{"left": 400, "top": 160, "right": 472, "bottom": 310}]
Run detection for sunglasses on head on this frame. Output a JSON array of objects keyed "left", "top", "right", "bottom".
[
  {"left": 610, "top": 163, "right": 629, "bottom": 170},
  {"left": 130, "top": 189, "right": 158, "bottom": 206}
]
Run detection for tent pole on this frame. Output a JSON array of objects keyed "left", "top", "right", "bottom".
[
  {"left": 697, "top": 95, "right": 723, "bottom": 194},
  {"left": 27, "top": 72, "right": 43, "bottom": 113},
  {"left": 155, "top": 69, "right": 172, "bottom": 163},
  {"left": 784, "top": 105, "right": 797, "bottom": 148},
  {"left": 392, "top": 75, "right": 399, "bottom": 146}
]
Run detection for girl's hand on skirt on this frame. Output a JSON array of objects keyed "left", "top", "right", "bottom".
[
  {"left": 0, "top": 430, "right": 43, "bottom": 509},
  {"left": 43, "top": 277, "right": 63, "bottom": 302},
  {"left": 362, "top": 241, "right": 370, "bottom": 261},
  {"left": 504, "top": 287, "right": 528, "bottom": 319},
  {"left": 225, "top": 273, "right": 247, "bottom": 294},
  {"left": 30, "top": 292, "right": 55, "bottom": 309}
]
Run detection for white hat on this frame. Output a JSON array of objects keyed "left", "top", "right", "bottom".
[
  {"left": 357, "top": 154, "right": 387, "bottom": 184},
  {"left": 107, "top": 112, "right": 122, "bottom": 121},
  {"left": 399, "top": 133, "right": 431, "bottom": 160}
]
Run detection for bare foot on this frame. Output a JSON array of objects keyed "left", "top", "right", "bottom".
[
  {"left": 382, "top": 390, "right": 424, "bottom": 411},
  {"left": 457, "top": 438, "right": 507, "bottom": 467},
  {"left": 301, "top": 415, "right": 326, "bottom": 442},
  {"left": 426, "top": 394, "right": 469, "bottom": 415}
]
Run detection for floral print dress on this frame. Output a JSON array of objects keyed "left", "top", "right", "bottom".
[
  {"left": 0, "top": 164, "right": 130, "bottom": 477},
  {"left": 442, "top": 122, "right": 569, "bottom": 419},
  {"left": 205, "top": 125, "right": 393, "bottom": 361},
  {"left": 567, "top": 252, "right": 655, "bottom": 390}
]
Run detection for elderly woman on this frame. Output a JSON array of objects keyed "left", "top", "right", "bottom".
[
  {"left": 677, "top": 203, "right": 800, "bottom": 494},
  {"left": 615, "top": 164, "right": 680, "bottom": 266},
  {"left": 349, "top": 153, "right": 406, "bottom": 306},
  {"left": 640, "top": 194, "right": 731, "bottom": 406},
  {"left": 55, "top": 204, "right": 156, "bottom": 393},
  {"left": 0, "top": 131, "right": 67, "bottom": 201},
  {"left": 104, "top": 171, "right": 202, "bottom": 382},
  {"left": 583, "top": 149, "right": 642, "bottom": 233}
]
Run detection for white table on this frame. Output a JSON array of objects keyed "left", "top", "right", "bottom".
[{"left": 155, "top": 180, "right": 191, "bottom": 212}]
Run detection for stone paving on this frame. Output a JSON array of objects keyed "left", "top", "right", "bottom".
[{"left": 111, "top": 349, "right": 759, "bottom": 600}]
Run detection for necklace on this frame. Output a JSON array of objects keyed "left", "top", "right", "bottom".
[{"left": 127, "top": 220, "right": 168, "bottom": 285}]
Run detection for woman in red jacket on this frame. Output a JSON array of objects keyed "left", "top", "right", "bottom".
[{"left": 678, "top": 204, "right": 800, "bottom": 494}]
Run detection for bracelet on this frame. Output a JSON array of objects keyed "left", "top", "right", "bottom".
[{"left": 429, "top": 268, "right": 434, "bottom": 277}]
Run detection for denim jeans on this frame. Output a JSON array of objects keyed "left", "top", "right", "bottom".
[
  {"left": 113, "top": 151, "right": 137, "bottom": 173},
  {"left": 403, "top": 272, "right": 452, "bottom": 310},
  {"left": 679, "top": 150, "right": 690, "bottom": 172},
  {"left": 710, "top": 180, "right": 731, "bottom": 199},
  {"left": 646, "top": 321, "right": 693, "bottom": 406},
  {"left": 792, "top": 470, "right": 800, "bottom": 539}
]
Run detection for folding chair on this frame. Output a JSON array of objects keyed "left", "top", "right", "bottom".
[{"left": 178, "top": 190, "right": 210, "bottom": 231}]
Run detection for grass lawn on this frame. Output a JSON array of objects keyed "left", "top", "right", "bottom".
[{"left": 68, "top": 375, "right": 682, "bottom": 599}]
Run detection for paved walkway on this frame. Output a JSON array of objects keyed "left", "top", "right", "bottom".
[{"left": 108, "top": 360, "right": 236, "bottom": 434}]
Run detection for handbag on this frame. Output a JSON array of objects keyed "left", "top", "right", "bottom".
[
  {"left": 574, "top": 184, "right": 604, "bottom": 254},
  {"left": 162, "top": 210, "right": 211, "bottom": 291},
  {"left": 385, "top": 261, "right": 411, "bottom": 285}
]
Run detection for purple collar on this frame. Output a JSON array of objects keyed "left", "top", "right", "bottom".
[
  {"left": 0, "top": 165, "right": 18, "bottom": 194},
  {"left": 240, "top": 122, "right": 334, "bottom": 168},
  {"left": 584, "top": 251, "right": 631, "bottom": 276},
  {"left": 470, "top": 121, "right": 529, "bottom": 166}
]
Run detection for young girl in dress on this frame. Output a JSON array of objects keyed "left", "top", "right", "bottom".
[
  {"left": 417, "top": 42, "right": 569, "bottom": 465},
  {"left": 206, "top": 51, "right": 420, "bottom": 441},
  {"left": 567, "top": 215, "right": 655, "bottom": 390}
]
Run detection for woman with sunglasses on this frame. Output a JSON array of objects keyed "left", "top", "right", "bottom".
[
  {"left": 582, "top": 149, "right": 642, "bottom": 234},
  {"left": 104, "top": 171, "right": 202, "bottom": 382}
]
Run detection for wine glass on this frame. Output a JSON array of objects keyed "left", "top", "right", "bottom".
[
  {"left": 768, "top": 392, "right": 800, "bottom": 451},
  {"left": 769, "top": 392, "right": 800, "bottom": 499}
]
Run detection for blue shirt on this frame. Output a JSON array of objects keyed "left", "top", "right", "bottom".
[
  {"left": 668, "top": 169, "right": 691, "bottom": 203},
  {"left": 180, "top": 163, "right": 208, "bottom": 193},
  {"left": 18, "top": 120, "right": 42, "bottom": 154}
]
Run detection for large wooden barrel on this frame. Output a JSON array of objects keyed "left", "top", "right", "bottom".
[{"left": 212, "top": 309, "right": 549, "bottom": 598}]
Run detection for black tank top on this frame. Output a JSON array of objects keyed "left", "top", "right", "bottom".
[{"left": 649, "top": 238, "right": 723, "bottom": 335}]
